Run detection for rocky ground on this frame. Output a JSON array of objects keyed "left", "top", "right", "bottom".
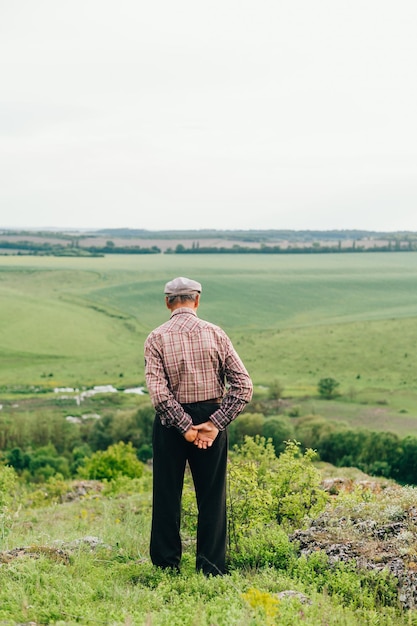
[{"left": 291, "top": 477, "right": 417, "bottom": 609}]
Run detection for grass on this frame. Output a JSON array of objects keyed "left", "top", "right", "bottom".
[
  {"left": 288, "top": 396, "right": 417, "bottom": 436},
  {"left": 0, "top": 475, "right": 413, "bottom": 626},
  {"left": 0, "top": 253, "right": 417, "bottom": 376}
]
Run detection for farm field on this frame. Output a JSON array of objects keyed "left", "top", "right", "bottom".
[{"left": 1, "top": 252, "right": 417, "bottom": 408}]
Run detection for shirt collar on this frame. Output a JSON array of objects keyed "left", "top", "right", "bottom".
[{"left": 170, "top": 307, "right": 198, "bottom": 319}]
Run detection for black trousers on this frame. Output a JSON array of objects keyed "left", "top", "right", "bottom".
[{"left": 150, "top": 402, "right": 228, "bottom": 575}]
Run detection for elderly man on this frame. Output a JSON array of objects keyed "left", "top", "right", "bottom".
[{"left": 144, "top": 276, "right": 253, "bottom": 576}]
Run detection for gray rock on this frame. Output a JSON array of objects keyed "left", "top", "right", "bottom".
[{"left": 276, "top": 590, "right": 312, "bottom": 604}]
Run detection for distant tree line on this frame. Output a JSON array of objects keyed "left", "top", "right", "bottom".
[
  {"left": 1, "top": 228, "right": 417, "bottom": 256},
  {"left": 95, "top": 227, "right": 417, "bottom": 243},
  {"left": 85, "top": 242, "right": 161, "bottom": 255},
  {"left": 0, "top": 240, "right": 161, "bottom": 256},
  {"left": 168, "top": 241, "right": 417, "bottom": 254}
]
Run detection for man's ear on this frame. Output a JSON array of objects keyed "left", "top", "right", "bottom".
[
  {"left": 194, "top": 294, "right": 200, "bottom": 309},
  {"left": 165, "top": 296, "right": 171, "bottom": 310}
]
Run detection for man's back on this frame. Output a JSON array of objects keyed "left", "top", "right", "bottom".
[{"left": 146, "top": 307, "right": 239, "bottom": 404}]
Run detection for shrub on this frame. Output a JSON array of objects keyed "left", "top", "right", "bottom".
[
  {"left": 27, "top": 444, "right": 71, "bottom": 481},
  {"left": 24, "top": 475, "right": 71, "bottom": 508},
  {"left": 79, "top": 441, "right": 144, "bottom": 481},
  {"left": 273, "top": 440, "right": 328, "bottom": 525},
  {"left": 229, "top": 523, "right": 296, "bottom": 570},
  {"left": 4, "top": 447, "right": 28, "bottom": 471},
  {"left": 287, "top": 404, "right": 301, "bottom": 417},
  {"left": 70, "top": 444, "right": 93, "bottom": 475},
  {"left": 137, "top": 444, "right": 153, "bottom": 463},
  {"left": 226, "top": 437, "right": 328, "bottom": 562},
  {"left": 227, "top": 439, "right": 276, "bottom": 550},
  {"left": 6, "top": 444, "right": 72, "bottom": 482}
]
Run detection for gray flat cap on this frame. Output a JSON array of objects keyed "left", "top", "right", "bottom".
[{"left": 164, "top": 276, "right": 202, "bottom": 295}]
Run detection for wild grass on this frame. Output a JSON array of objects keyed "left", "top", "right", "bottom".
[{"left": 0, "top": 473, "right": 413, "bottom": 626}]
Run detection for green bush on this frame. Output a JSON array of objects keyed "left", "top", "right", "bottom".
[
  {"left": 225, "top": 437, "right": 328, "bottom": 563},
  {"left": 137, "top": 444, "right": 153, "bottom": 463},
  {"left": 228, "top": 439, "right": 276, "bottom": 551},
  {"left": 273, "top": 440, "right": 328, "bottom": 525},
  {"left": 228, "top": 523, "right": 296, "bottom": 570},
  {"left": 5, "top": 444, "right": 72, "bottom": 482},
  {"left": 70, "top": 444, "right": 93, "bottom": 475},
  {"left": 79, "top": 441, "right": 144, "bottom": 481},
  {"left": 28, "top": 444, "right": 71, "bottom": 481},
  {"left": 4, "top": 447, "right": 28, "bottom": 471}
]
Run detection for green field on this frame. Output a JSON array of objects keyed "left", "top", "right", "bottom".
[{"left": 1, "top": 252, "right": 417, "bottom": 399}]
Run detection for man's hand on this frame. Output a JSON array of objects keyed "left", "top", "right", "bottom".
[
  {"left": 193, "top": 421, "right": 219, "bottom": 449},
  {"left": 183, "top": 426, "right": 198, "bottom": 443}
]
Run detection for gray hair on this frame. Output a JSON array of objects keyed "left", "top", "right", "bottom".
[{"left": 166, "top": 293, "right": 199, "bottom": 305}]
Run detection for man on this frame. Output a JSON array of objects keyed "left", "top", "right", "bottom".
[{"left": 144, "top": 276, "right": 253, "bottom": 576}]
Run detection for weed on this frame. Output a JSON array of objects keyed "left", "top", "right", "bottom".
[{"left": 241, "top": 587, "right": 280, "bottom": 625}]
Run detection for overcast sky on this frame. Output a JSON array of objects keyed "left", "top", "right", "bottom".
[{"left": 1, "top": 0, "right": 417, "bottom": 232}]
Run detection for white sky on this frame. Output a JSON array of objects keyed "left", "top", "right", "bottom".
[{"left": 1, "top": 0, "right": 417, "bottom": 232}]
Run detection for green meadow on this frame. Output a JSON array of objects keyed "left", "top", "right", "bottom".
[
  {"left": 1, "top": 251, "right": 417, "bottom": 385},
  {"left": 1, "top": 251, "right": 417, "bottom": 401}
]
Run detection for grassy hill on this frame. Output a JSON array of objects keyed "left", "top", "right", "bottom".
[{"left": 1, "top": 252, "right": 417, "bottom": 396}]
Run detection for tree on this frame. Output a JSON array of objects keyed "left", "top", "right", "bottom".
[
  {"left": 5, "top": 447, "right": 27, "bottom": 471},
  {"left": 318, "top": 429, "right": 363, "bottom": 467},
  {"left": 262, "top": 416, "right": 295, "bottom": 455},
  {"left": 318, "top": 377, "right": 340, "bottom": 399},
  {"left": 396, "top": 436, "right": 417, "bottom": 484}
]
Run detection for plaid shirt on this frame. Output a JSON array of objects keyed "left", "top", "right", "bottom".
[{"left": 144, "top": 308, "right": 253, "bottom": 434}]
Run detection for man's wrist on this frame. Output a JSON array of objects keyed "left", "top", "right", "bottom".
[
  {"left": 178, "top": 419, "right": 193, "bottom": 435},
  {"left": 209, "top": 412, "right": 224, "bottom": 431}
]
